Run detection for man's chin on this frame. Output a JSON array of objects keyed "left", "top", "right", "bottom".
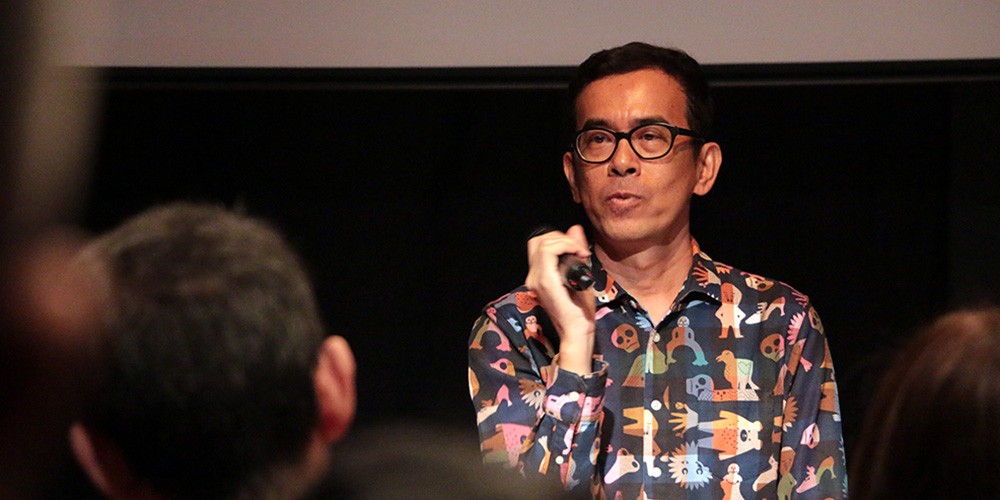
[{"left": 596, "top": 223, "right": 655, "bottom": 246}]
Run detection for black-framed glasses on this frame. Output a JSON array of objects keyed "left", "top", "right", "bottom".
[{"left": 572, "top": 123, "right": 702, "bottom": 164}]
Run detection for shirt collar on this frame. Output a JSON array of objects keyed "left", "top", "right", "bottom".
[
  {"left": 676, "top": 238, "right": 723, "bottom": 307},
  {"left": 587, "top": 238, "right": 723, "bottom": 311}
]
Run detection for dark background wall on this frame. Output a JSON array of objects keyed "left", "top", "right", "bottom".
[{"left": 82, "top": 61, "right": 1000, "bottom": 459}]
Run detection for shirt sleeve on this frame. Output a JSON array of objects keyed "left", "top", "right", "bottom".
[
  {"left": 468, "top": 307, "right": 608, "bottom": 493},
  {"left": 778, "top": 304, "right": 848, "bottom": 499}
]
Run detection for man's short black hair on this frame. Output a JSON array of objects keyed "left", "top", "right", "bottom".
[
  {"left": 81, "top": 202, "right": 326, "bottom": 500},
  {"left": 567, "top": 41, "right": 713, "bottom": 138}
]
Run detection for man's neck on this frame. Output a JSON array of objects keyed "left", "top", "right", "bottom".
[{"left": 594, "top": 230, "right": 693, "bottom": 325}]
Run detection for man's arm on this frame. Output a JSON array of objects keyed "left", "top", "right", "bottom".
[
  {"left": 524, "top": 225, "right": 595, "bottom": 375},
  {"left": 468, "top": 303, "right": 607, "bottom": 492},
  {"left": 469, "top": 225, "right": 607, "bottom": 491},
  {"left": 778, "top": 305, "right": 848, "bottom": 500}
]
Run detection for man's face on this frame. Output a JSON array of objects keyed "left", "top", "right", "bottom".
[{"left": 563, "top": 68, "right": 718, "bottom": 248}]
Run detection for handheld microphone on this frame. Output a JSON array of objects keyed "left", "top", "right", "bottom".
[
  {"left": 528, "top": 226, "right": 595, "bottom": 291},
  {"left": 559, "top": 255, "right": 595, "bottom": 291}
]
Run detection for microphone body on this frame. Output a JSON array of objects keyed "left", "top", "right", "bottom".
[
  {"left": 559, "top": 255, "right": 594, "bottom": 291},
  {"left": 529, "top": 225, "right": 595, "bottom": 291}
]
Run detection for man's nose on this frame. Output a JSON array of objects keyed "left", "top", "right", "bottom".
[{"left": 608, "top": 137, "right": 639, "bottom": 176}]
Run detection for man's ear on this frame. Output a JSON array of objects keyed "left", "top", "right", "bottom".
[
  {"left": 562, "top": 152, "right": 582, "bottom": 203},
  {"left": 68, "top": 422, "right": 151, "bottom": 500},
  {"left": 693, "top": 141, "right": 722, "bottom": 196},
  {"left": 313, "top": 335, "right": 356, "bottom": 444}
]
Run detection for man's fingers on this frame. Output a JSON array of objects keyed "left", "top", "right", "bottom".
[
  {"left": 528, "top": 226, "right": 589, "bottom": 263},
  {"left": 566, "top": 224, "right": 590, "bottom": 256}
]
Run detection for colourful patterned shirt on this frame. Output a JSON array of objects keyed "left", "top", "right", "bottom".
[{"left": 468, "top": 241, "right": 847, "bottom": 500}]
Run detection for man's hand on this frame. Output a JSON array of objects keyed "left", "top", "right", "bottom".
[{"left": 525, "top": 225, "right": 596, "bottom": 375}]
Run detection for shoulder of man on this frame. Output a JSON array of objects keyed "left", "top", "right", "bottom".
[
  {"left": 711, "top": 257, "right": 817, "bottom": 309},
  {"left": 482, "top": 285, "right": 546, "bottom": 320},
  {"left": 717, "top": 260, "right": 827, "bottom": 340},
  {"left": 474, "top": 285, "right": 563, "bottom": 354}
]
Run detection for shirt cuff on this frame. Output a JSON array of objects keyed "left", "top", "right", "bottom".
[{"left": 543, "top": 356, "right": 608, "bottom": 424}]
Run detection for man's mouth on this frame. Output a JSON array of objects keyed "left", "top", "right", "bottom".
[{"left": 606, "top": 192, "right": 641, "bottom": 212}]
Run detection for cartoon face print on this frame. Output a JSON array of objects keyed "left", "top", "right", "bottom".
[
  {"left": 800, "top": 422, "right": 820, "bottom": 449},
  {"left": 612, "top": 324, "right": 640, "bottom": 352},
  {"left": 525, "top": 314, "right": 538, "bottom": 331},
  {"left": 743, "top": 272, "right": 774, "bottom": 291},
  {"left": 808, "top": 306, "right": 824, "bottom": 333},
  {"left": 779, "top": 446, "right": 796, "bottom": 474},
  {"left": 721, "top": 283, "right": 736, "bottom": 303},
  {"left": 524, "top": 315, "right": 543, "bottom": 342},
  {"left": 734, "top": 417, "right": 763, "bottom": 457},
  {"left": 604, "top": 447, "right": 641, "bottom": 485},
  {"left": 518, "top": 379, "right": 544, "bottom": 410},
  {"left": 716, "top": 284, "right": 745, "bottom": 339},
  {"left": 489, "top": 358, "right": 515, "bottom": 376},
  {"left": 760, "top": 333, "right": 784, "bottom": 362},
  {"left": 664, "top": 442, "right": 711, "bottom": 490},
  {"left": 686, "top": 374, "right": 714, "bottom": 400},
  {"left": 595, "top": 277, "right": 619, "bottom": 303},
  {"left": 710, "top": 411, "right": 762, "bottom": 460}
]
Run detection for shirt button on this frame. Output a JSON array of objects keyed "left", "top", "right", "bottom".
[
  {"left": 653, "top": 333, "right": 661, "bottom": 343},
  {"left": 651, "top": 400, "right": 662, "bottom": 411},
  {"left": 629, "top": 299, "right": 639, "bottom": 309},
  {"left": 555, "top": 456, "right": 564, "bottom": 464}
]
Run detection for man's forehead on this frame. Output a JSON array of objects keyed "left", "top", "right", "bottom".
[
  {"left": 574, "top": 69, "right": 688, "bottom": 128},
  {"left": 585, "top": 67, "right": 679, "bottom": 85}
]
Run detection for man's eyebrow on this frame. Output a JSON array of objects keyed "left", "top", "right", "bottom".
[
  {"left": 580, "top": 116, "right": 674, "bottom": 130},
  {"left": 635, "top": 116, "right": 672, "bottom": 126},
  {"left": 580, "top": 118, "right": 612, "bottom": 130}
]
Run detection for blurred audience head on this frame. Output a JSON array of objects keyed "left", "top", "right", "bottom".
[
  {"left": 68, "top": 202, "right": 356, "bottom": 500},
  {"left": 850, "top": 305, "right": 1000, "bottom": 500},
  {"left": 307, "top": 422, "right": 580, "bottom": 500},
  {"left": 1, "top": 0, "right": 102, "bottom": 498}
]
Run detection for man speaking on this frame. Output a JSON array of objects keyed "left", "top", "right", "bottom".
[{"left": 468, "top": 42, "right": 846, "bottom": 500}]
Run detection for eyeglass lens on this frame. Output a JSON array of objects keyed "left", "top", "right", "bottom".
[{"left": 576, "top": 124, "right": 676, "bottom": 163}]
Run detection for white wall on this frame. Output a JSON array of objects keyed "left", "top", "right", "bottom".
[{"left": 68, "top": 0, "right": 1000, "bottom": 67}]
